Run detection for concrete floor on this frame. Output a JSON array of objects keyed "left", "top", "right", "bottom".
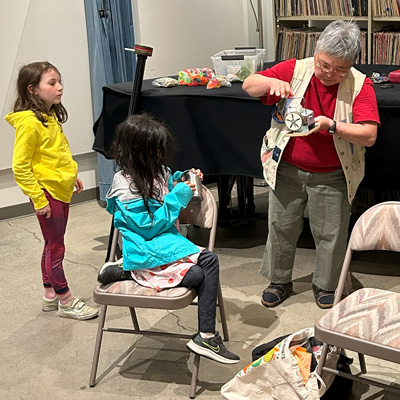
[{"left": 1, "top": 184, "right": 399, "bottom": 399}]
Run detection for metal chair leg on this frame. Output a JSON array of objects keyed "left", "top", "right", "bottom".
[
  {"left": 316, "top": 343, "right": 330, "bottom": 376},
  {"left": 129, "top": 307, "right": 140, "bottom": 330},
  {"left": 217, "top": 283, "right": 229, "bottom": 341},
  {"left": 89, "top": 305, "right": 108, "bottom": 387},
  {"left": 105, "top": 219, "right": 115, "bottom": 262},
  {"left": 189, "top": 353, "right": 200, "bottom": 398},
  {"left": 358, "top": 353, "right": 367, "bottom": 374}
]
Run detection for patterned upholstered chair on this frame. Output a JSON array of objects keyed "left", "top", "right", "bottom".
[
  {"left": 314, "top": 201, "right": 400, "bottom": 396},
  {"left": 89, "top": 185, "right": 230, "bottom": 398}
]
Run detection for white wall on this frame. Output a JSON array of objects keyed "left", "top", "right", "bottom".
[
  {"left": 0, "top": 0, "right": 99, "bottom": 209},
  {"left": 132, "top": 0, "right": 275, "bottom": 79},
  {"left": 0, "top": 0, "right": 274, "bottom": 213}
]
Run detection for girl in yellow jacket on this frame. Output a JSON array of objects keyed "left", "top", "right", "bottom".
[{"left": 5, "top": 61, "right": 98, "bottom": 320}]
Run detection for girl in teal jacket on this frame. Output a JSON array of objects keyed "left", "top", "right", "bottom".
[
  {"left": 101, "top": 114, "right": 239, "bottom": 364},
  {"left": 106, "top": 168, "right": 199, "bottom": 271}
]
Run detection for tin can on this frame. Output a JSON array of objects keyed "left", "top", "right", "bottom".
[{"left": 183, "top": 171, "right": 203, "bottom": 203}]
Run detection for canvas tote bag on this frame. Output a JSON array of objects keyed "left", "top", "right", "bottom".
[{"left": 221, "top": 328, "right": 339, "bottom": 400}]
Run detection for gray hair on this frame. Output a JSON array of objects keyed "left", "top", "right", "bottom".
[{"left": 315, "top": 20, "right": 361, "bottom": 64}]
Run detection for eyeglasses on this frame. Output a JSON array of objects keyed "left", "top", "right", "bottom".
[{"left": 315, "top": 56, "right": 349, "bottom": 77}]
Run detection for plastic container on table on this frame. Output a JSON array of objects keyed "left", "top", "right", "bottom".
[{"left": 211, "top": 47, "right": 266, "bottom": 81}]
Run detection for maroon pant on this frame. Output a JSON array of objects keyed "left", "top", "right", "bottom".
[{"left": 35, "top": 191, "right": 70, "bottom": 294}]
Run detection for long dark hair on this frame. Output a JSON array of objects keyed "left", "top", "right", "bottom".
[
  {"left": 13, "top": 61, "right": 68, "bottom": 126},
  {"left": 111, "top": 113, "right": 174, "bottom": 214}
]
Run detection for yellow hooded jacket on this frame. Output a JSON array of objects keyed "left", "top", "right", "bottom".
[{"left": 5, "top": 110, "right": 78, "bottom": 209}]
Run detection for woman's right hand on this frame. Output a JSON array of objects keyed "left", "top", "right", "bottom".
[
  {"left": 243, "top": 74, "right": 293, "bottom": 98},
  {"left": 36, "top": 204, "right": 52, "bottom": 219},
  {"left": 266, "top": 77, "right": 294, "bottom": 98}
]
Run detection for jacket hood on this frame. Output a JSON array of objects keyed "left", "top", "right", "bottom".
[
  {"left": 5, "top": 110, "right": 58, "bottom": 131},
  {"left": 4, "top": 110, "right": 37, "bottom": 129},
  {"left": 106, "top": 171, "right": 142, "bottom": 203}
]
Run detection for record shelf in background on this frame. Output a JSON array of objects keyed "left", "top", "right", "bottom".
[{"left": 273, "top": 0, "right": 400, "bottom": 65}]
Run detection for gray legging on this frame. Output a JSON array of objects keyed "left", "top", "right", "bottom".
[{"left": 179, "top": 249, "right": 219, "bottom": 333}]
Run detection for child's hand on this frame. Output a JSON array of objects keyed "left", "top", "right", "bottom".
[
  {"left": 183, "top": 181, "right": 196, "bottom": 192},
  {"left": 74, "top": 177, "right": 83, "bottom": 193},
  {"left": 190, "top": 168, "right": 203, "bottom": 180},
  {"left": 36, "top": 204, "right": 52, "bottom": 219}
]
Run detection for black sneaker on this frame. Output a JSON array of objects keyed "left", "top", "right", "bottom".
[
  {"left": 186, "top": 331, "right": 240, "bottom": 364},
  {"left": 97, "top": 258, "right": 132, "bottom": 284}
]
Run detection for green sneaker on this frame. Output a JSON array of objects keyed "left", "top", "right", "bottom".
[
  {"left": 42, "top": 296, "right": 59, "bottom": 312},
  {"left": 58, "top": 297, "right": 98, "bottom": 320}
]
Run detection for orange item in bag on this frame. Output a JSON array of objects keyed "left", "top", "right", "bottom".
[{"left": 291, "top": 346, "right": 312, "bottom": 384}]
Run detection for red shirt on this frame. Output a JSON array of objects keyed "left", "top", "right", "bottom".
[{"left": 258, "top": 59, "right": 380, "bottom": 173}]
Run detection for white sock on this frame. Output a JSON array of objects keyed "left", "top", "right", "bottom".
[{"left": 200, "top": 332, "right": 215, "bottom": 339}]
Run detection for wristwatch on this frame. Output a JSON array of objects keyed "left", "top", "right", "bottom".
[{"left": 328, "top": 120, "right": 337, "bottom": 134}]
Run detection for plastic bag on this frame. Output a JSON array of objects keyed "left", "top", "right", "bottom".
[
  {"left": 178, "top": 68, "right": 214, "bottom": 86},
  {"left": 236, "top": 60, "right": 254, "bottom": 81},
  {"left": 152, "top": 77, "right": 179, "bottom": 87},
  {"left": 206, "top": 75, "right": 232, "bottom": 89}
]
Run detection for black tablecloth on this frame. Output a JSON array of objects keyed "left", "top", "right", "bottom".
[{"left": 93, "top": 63, "right": 400, "bottom": 191}]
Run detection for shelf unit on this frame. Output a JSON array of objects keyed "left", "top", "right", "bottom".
[{"left": 273, "top": 0, "right": 400, "bottom": 64}]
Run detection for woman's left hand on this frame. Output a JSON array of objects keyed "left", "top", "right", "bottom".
[
  {"left": 190, "top": 168, "right": 203, "bottom": 180},
  {"left": 313, "top": 115, "right": 333, "bottom": 131}
]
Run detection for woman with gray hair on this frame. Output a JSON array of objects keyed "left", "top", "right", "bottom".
[
  {"left": 243, "top": 20, "right": 379, "bottom": 309},
  {"left": 315, "top": 20, "right": 361, "bottom": 63}
]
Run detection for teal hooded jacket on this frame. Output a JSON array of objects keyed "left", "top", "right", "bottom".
[{"left": 106, "top": 170, "right": 199, "bottom": 271}]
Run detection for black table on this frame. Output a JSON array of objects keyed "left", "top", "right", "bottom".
[{"left": 93, "top": 63, "right": 400, "bottom": 213}]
